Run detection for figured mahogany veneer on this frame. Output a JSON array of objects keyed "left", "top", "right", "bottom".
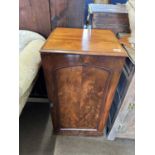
[{"left": 41, "top": 28, "right": 127, "bottom": 136}]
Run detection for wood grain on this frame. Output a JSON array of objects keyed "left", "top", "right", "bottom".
[
  {"left": 19, "top": 0, "right": 51, "bottom": 37},
  {"left": 119, "top": 34, "right": 132, "bottom": 48},
  {"left": 41, "top": 54, "right": 126, "bottom": 136},
  {"left": 41, "top": 28, "right": 127, "bottom": 136},
  {"left": 42, "top": 28, "right": 128, "bottom": 57},
  {"left": 50, "top": 0, "right": 85, "bottom": 29},
  {"left": 79, "top": 66, "right": 110, "bottom": 129},
  {"left": 19, "top": 0, "right": 85, "bottom": 37},
  {"left": 56, "top": 66, "right": 82, "bottom": 128},
  {"left": 89, "top": 4, "right": 130, "bottom": 34},
  {"left": 55, "top": 65, "right": 111, "bottom": 129}
]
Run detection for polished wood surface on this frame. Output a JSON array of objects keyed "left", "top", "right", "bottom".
[
  {"left": 19, "top": 0, "right": 51, "bottom": 37},
  {"left": 56, "top": 66, "right": 109, "bottom": 129},
  {"left": 41, "top": 28, "right": 127, "bottom": 136},
  {"left": 119, "top": 34, "right": 132, "bottom": 48},
  {"left": 42, "top": 28, "right": 127, "bottom": 57}
]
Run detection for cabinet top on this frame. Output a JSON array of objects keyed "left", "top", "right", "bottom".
[{"left": 41, "top": 28, "right": 128, "bottom": 57}]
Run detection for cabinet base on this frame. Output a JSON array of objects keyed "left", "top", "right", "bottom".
[{"left": 53, "top": 129, "right": 104, "bottom": 137}]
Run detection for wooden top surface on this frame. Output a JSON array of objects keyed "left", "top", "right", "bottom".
[
  {"left": 119, "top": 34, "right": 132, "bottom": 48},
  {"left": 41, "top": 28, "right": 128, "bottom": 57},
  {"left": 88, "top": 4, "right": 128, "bottom": 14},
  {"left": 119, "top": 34, "right": 135, "bottom": 63}
]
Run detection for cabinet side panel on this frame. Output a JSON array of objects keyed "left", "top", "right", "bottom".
[{"left": 98, "top": 70, "right": 125, "bottom": 132}]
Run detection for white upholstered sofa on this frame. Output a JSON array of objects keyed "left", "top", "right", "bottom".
[{"left": 19, "top": 30, "right": 45, "bottom": 115}]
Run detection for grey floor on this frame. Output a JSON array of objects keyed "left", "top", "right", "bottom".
[{"left": 19, "top": 102, "right": 135, "bottom": 155}]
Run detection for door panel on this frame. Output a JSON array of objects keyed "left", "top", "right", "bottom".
[
  {"left": 55, "top": 65, "right": 111, "bottom": 130},
  {"left": 41, "top": 53, "right": 126, "bottom": 136},
  {"left": 56, "top": 66, "right": 82, "bottom": 128},
  {"left": 79, "top": 66, "right": 110, "bottom": 129}
]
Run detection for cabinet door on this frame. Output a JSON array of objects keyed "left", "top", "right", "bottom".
[
  {"left": 41, "top": 54, "right": 125, "bottom": 136},
  {"left": 55, "top": 65, "right": 111, "bottom": 130}
]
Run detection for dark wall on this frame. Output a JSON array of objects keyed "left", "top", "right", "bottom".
[
  {"left": 50, "top": 0, "right": 85, "bottom": 29},
  {"left": 19, "top": 0, "right": 51, "bottom": 38},
  {"left": 19, "top": 0, "right": 85, "bottom": 38},
  {"left": 19, "top": 0, "right": 86, "bottom": 98}
]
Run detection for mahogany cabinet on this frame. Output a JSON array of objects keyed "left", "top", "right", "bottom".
[{"left": 41, "top": 28, "right": 127, "bottom": 136}]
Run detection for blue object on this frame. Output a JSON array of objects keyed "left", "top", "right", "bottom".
[
  {"left": 111, "top": 0, "right": 128, "bottom": 4},
  {"left": 84, "top": 0, "right": 93, "bottom": 25}
]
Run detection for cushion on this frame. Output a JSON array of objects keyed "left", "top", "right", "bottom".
[{"left": 19, "top": 30, "right": 45, "bottom": 115}]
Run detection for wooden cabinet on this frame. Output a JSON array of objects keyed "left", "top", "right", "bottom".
[
  {"left": 41, "top": 28, "right": 127, "bottom": 136},
  {"left": 88, "top": 4, "right": 130, "bottom": 34}
]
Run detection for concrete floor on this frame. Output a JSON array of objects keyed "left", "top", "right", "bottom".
[{"left": 19, "top": 102, "right": 135, "bottom": 155}]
